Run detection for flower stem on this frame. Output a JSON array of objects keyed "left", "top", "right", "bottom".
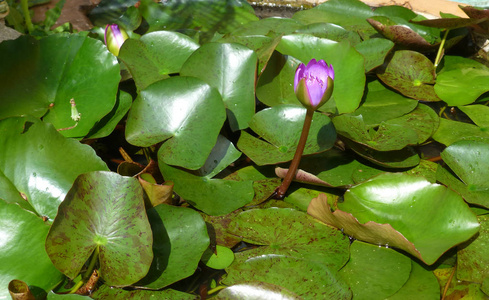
[
  {"left": 69, "top": 246, "right": 100, "bottom": 294},
  {"left": 20, "top": 0, "right": 33, "bottom": 33},
  {"left": 434, "top": 29, "right": 450, "bottom": 69},
  {"left": 274, "top": 108, "right": 314, "bottom": 200}
]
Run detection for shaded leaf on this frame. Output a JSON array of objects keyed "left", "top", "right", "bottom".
[
  {"left": 387, "top": 260, "right": 440, "bottom": 299},
  {"left": 457, "top": 215, "right": 489, "bottom": 283},
  {"left": 345, "top": 139, "right": 420, "bottom": 168},
  {"left": 45, "top": 171, "right": 153, "bottom": 286},
  {"left": 135, "top": 204, "right": 209, "bottom": 289},
  {"left": 0, "top": 35, "right": 120, "bottom": 138},
  {"left": 91, "top": 284, "right": 198, "bottom": 299}
]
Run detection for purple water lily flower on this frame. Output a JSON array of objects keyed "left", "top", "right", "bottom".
[
  {"left": 104, "top": 24, "right": 129, "bottom": 56},
  {"left": 294, "top": 59, "right": 335, "bottom": 110}
]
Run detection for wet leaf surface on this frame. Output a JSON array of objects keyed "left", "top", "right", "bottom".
[
  {"left": 339, "top": 241, "right": 411, "bottom": 300},
  {"left": 308, "top": 173, "right": 480, "bottom": 265}
]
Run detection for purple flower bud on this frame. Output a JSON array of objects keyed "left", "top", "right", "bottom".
[
  {"left": 104, "top": 24, "right": 129, "bottom": 56},
  {"left": 294, "top": 59, "right": 334, "bottom": 110}
]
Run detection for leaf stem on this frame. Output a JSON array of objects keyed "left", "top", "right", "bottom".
[
  {"left": 274, "top": 108, "right": 314, "bottom": 200},
  {"left": 20, "top": 0, "right": 33, "bottom": 33},
  {"left": 69, "top": 246, "right": 100, "bottom": 294},
  {"left": 434, "top": 29, "right": 450, "bottom": 69}
]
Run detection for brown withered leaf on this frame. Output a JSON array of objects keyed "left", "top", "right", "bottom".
[{"left": 307, "top": 193, "right": 421, "bottom": 261}]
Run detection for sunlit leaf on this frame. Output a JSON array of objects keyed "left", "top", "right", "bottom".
[
  {"left": 308, "top": 173, "right": 480, "bottom": 264},
  {"left": 238, "top": 105, "right": 336, "bottom": 165},
  {"left": 0, "top": 117, "right": 108, "bottom": 219},
  {"left": 277, "top": 34, "right": 365, "bottom": 113},
  {"left": 378, "top": 50, "right": 440, "bottom": 102},
  {"left": 0, "top": 200, "right": 63, "bottom": 299},
  {"left": 92, "top": 284, "right": 198, "bottom": 299},
  {"left": 180, "top": 42, "right": 257, "bottom": 131},
  {"left": 126, "top": 76, "right": 226, "bottom": 170}
]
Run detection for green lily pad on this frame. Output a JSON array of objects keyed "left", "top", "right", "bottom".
[
  {"left": 354, "top": 38, "right": 395, "bottom": 72},
  {"left": 435, "top": 56, "right": 489, "bottom": 106},
  {"left": 0, "top": 117, "right": 108, "bottom": 219},
  {"left": 457, "top": 215, "right": 489, "bottom": 283},
  {"left": 160, "top": 163, "right": 254, "bottom": 216},
  {"left": 237, "top": 105, "right": 336, "bottom": 165},
  {"left": 339, "top": 241, "right": 411, "bottom": 300},
  {"left": 138, "top": 0, "right": 257, "bottom": 36},
  {"left": 350, "top": 79, "right": 418, "bottom": 127},
  {"left": 180, "top": 42, "right": 257, "bottom": 131},
  {"left": 378, "top": 50, "right": 440, "bottom": 102},
  {"left": 0, "top": 34, "right": 120, "bottom": 138},
  {"left": 230, "top": 17, "right": 303, "bottom": 37},
  {"left": 45, "top": 171, "right": 153, "bottom": 286},
  {"left": 437, "top": 140, "right": 489, "bottom": 208},
  {"left": 387, "top": 260, "right": 440, "bottom": 299},
  {"left": 384, "top": 104, "right": 439, "bottom": 144},
  {"left": 125, "top": 76, "right": 226, "bottom": 170},
  {"left": 135, "top": 204, "right": 209, "bottom": 289},
  {"left": 345, "top": 139, "right": 420, "bottom": 168},
  {"left": 293, "top": 0, "right": 375, "bottom": 33},
  {"left": 333, "top": 114, "right": 420, "bottom": 151},
  {"left": 256, "top": 51, "right": 302, "bottom": 107},
  {"left": 218, "top": 35, "right": 281, "bottom": 76},
  {"left": 308, "top": 173, "right": 480, "bottom": 264},
  {"left": 119, "top": 31, "right": 199, "bottom": 90},
  {"left": 277, "top": 34, "right": 366, "bottom": 113},
  {"left": 275, "top": 149, "right": 383, "bottom": 188},
  {"left": 295, "top": 22, "right": 362, "bottom": 45},
  {"left": 86, "top": 90, "right": 133, "bottom": 139},
  {"left": 459, "top": 104, "right": 489, "bottom": 128},
  {"left": 201, "top": 245, "right": 234, "bottom": 270},
  {"left": 432, "top": 118, "right": 489, "bottom": 146},
  {"left": 224, "top": 254, "right": 351, "bottom": 299},
  {"left": 0, "top": 200, "right": 63, "bottom": 299},
  {"left": 227, "top": 208, "right": 350, "bottom": 271},
  {"left": 92, "top": 284, "right": 198, "bottom": 300},
  {"left": 216, "top": 282, "right": 301, "bottom": 299}
]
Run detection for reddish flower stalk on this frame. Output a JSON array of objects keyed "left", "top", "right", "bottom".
[{"left": 273, "top": 59, "right": 334, "bottom": 200}]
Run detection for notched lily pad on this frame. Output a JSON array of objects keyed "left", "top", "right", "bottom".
[
  {"left": 377, "top": 50, "right": 440, "bottom": 102},
  {"left": 238, "top": 105, "right": 336, "bottom": 165},
  {"left": 45, "top": 171, "right": 153, "bottom": 286},
  {"left": 308, "top": 173, "right": 480, "bottom": 264}
]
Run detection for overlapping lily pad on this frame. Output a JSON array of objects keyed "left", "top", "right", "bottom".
[
  {"left": 125, "top": 76, "right": 226, "bottom": 170},
  {"left": 339, "top": 241, "right": 411, "bottom": 300},
  {"left": 119, "top": 31, "right": 199, "bottom": 90},
  {"left": 0, "top": 117, "right": 108, "bottom": 219},
  {"left": 435, "top": 56, "right": 489, "bottom": 106},
  {"left": 432, "top": 118, "right": 489, "bottom": 146},
  {"left": 180, "top": 42, "right": 257, "bottom": 131},
  {"left": 436, "top": 140, "right": 489, "bottom": 208},
  {"left": 135, "top": 204, "right": 209, "bottom": 289},
  {"left": 0, "top": 200, "right": 63, "bottom": 299},
  {"left": 238, "top": 105, "right": 336, "bottom": 165},
  {"left": 45, "top": 171, "right": 153, "bottom": 286},
  {"left": 308, "top": 173, "right": 480, "bottom": 264},
  {"left": 276, "top": 34, "right": 366, "bottom": 113},
  {"left": 378, "top": 50, "right": 440, "bottom": 102},
  {"left": 457, "top": 215, "right": 489, "bottom": 283}
]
